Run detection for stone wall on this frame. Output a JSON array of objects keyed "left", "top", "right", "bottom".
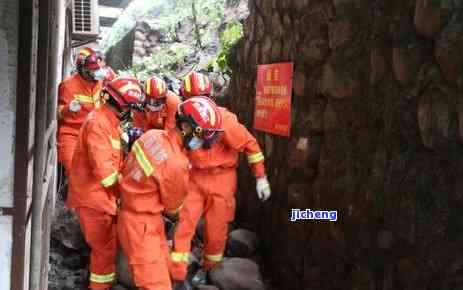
[
  {"left": 229, "top": 0, "right": 463, "bottom": 289},
  {"left": 105, "top": 27, "right": 135, "bottom": 72},
  {"left": 131, "top": 22, "right": 166, "bottom": 60}
]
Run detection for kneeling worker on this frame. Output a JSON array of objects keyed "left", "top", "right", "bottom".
[{"left": 170, "top": 90, "right": 272, "bottom": 284}]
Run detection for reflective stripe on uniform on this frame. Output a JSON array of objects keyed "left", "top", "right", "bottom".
[
  {"left": 74, "top": 94, "right": 94, "bottom": 103},
  {"left": 146, "top": 78, "right": 152, "bottom": 96},
  {"left": 185, "top": 75, "right": 191, "bottom": 92},
  {"left": 247, "top": 152, "right": 264, "bottom": 164},
  {"left": 101, "top": 171, "right": 118, "bottom": 187},
  {"left": 109, "top": 137, "right": 121, "bottom": 150},
  {"left": 171, "top": 251, "right": 190, "bottom": 263},
  {"left": 133, "top": 141, "right": 154, "bottom": 177},
  {"left": 89, "top": 272, "right": 116, "bottom": 283},
  {"left": 205, "top": 253, "right": 223, "bottom": 262}
]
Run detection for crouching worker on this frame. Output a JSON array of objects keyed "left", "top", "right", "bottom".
[
  {"left": 170, "top": 93, "right": 271, "bottom": 284},
  {"left": 117, "top": 126, "right": 191, "bottom": 290},
  {"left": 67, "top": 77, "right": 145, "bottom": 290}
]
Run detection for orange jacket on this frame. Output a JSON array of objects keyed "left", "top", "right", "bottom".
[
  {"left": 132, "top": 90, "right": 181, "bottom": 131},
  {"left": 187, "top": 107, "right": 266, "bottom": 178},
  {"left": 67, "top": 105, "right": 123, "bottom": 215},
  {"left": 118, "top": 129, "right": 190, "bottom": 214},
  {"left": 58, "top": 73, "right": 103, "bottom": 135}
]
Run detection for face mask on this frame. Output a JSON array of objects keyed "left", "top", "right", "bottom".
[
  {"left": 187, "top": 136, "right": 204, "bottom": 150},
  {"left": 92, "top": 68, "right": 107, "bottom": 81}
]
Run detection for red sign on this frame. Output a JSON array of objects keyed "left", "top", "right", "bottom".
[{"left": 254, "top": 62, "right": 293, "bottom": 137}]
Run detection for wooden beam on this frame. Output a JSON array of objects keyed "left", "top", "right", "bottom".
[{"left": 12, "top": 0, "right": 39, "bottom": 289}]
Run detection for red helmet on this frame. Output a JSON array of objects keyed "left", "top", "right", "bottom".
[
  {"left": 180, "top": 72, "right": 212, "bottom": 98},
  {"left": 75, "top": 47, "right": 104, "bottom": 71},
  {"left": 144, "top": 76, "right": 167, "bottom": 100},
  {"left": 176, "top": 96, "right": 222, "bottom": 140},
  {"left": 104, "top": 77, "right": 144, "bottom": 110}
]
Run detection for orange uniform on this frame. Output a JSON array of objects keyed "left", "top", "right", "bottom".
[
  {"left": 67, "top": 105, "right": 123, "bottom": 290},
  {"left": 133, "top": 90, "right": 181, "bottom": 131},
  {"left": 170, "top": 107, "right": 265, "bottom": 280},
  {"left": 57, "top": 73, "right": 102, "bottom": 173},
  {"left": 117, "top": 129, "right": 190, "bottom": 290}
]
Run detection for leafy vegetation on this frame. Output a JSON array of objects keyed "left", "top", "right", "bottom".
[
  {"left": 104, "top": 0, "right": 244, "bottom": 79},
  {"left": 100, "top": 0, "right": 168, "bottom": 52},
  {"left": 214, "top": 21, "right": 243, "bottom": 73},
  {"left": 118, "top": 43, "right": 194, "bottom": 80}
]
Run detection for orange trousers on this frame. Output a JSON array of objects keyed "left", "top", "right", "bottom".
[
  {"left": 117, "top": 210, "right": 172, "bottom": 290},
  {"left": 76, "top": 207, "right": 117, "bottom": 290},
  {"left": 58, "top": 131, "right": 78, "bottom": 174},
  {"left": 171, "top": 168, "right": 237, "bottom": 281}
]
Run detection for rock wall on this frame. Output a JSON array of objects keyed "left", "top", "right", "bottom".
[
  {"left": 131, "top": 22, "right": 165, "bottom": 60},
  {"left": 229, "top": 0, "right": 463, "bottom": 289},
  {"left": 105, "top": 27, "right": 135, "bottom": 72}
]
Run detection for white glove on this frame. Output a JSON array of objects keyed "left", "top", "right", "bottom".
[
  {"left": 256, "top": 176, "right": 271, "bottom": 202},
  {"left": 69, "top": 100, "right": 81, "bottom": 112},
  {"left": 121, "top": 132, "right": 129, "bottom": 145}
]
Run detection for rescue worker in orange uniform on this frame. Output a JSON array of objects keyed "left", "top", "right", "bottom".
[
  {"left": 170, "top": 83, "right": 272, "bottom": 284},
  {"left": 117, "top": 124, "right": 190, "bottom": 290},
  {"left": 57, "top": 47, "right": 109, "bottom": 174},
  {"left": 133, "top": 75, "right": 181, "bottom": 131},
  {"left": 67, "top": 77, "right": 145, "bottom": 290}
]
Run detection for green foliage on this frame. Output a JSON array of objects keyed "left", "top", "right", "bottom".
[
  {"left": 118, "top": 42, "right": 194, "bottom": 80},
  {"left": 141, "top": 0, "right": 226, "bottom": 48},
  {"left": 100, "top": 0, "right": 168, "bottom": 52},
  {"left": 104, "top": 0, "right": 243, "bottom": 77},
  {"left": 214, "top": 21, "right": 243, "bottom": 73}
]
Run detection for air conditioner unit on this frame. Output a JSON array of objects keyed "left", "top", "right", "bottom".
[{"left": 72, "top": 0, "right": 99, "bottom": 39}]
